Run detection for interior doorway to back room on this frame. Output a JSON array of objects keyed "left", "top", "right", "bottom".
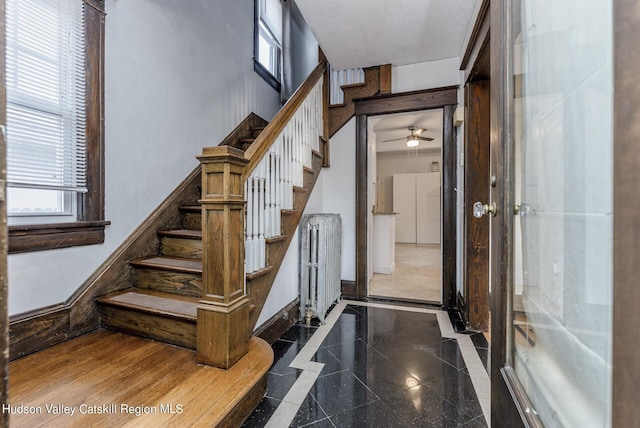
[{"left": 367, "top": 109, "right": 444, "bottom": 304}]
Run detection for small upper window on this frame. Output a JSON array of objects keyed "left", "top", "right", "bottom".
[
  {"left": 6, "top": 0, "right": 86, "bottom": 223},
  {"left": 254, "top": 0, "right": 282, "bottom": 91}
]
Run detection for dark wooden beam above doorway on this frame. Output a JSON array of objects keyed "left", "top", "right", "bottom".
[
  {"left": 349, "top": 87, "right": 458, "bottom": 309},
  {"left": 354, "top": 86, "right": 458, "bottom": 117}
]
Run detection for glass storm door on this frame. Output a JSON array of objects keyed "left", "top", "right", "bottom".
[{"left": 490, "top": 0, "right": 613, "bottom": 426}]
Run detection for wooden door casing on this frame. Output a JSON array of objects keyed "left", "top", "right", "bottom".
[{"left": 464, "top": 80, "right": 491, "bottom": 331}]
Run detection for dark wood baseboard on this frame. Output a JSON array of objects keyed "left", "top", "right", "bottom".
[
  {"left": 254, "top": 298, "right": 299, "bottom": 345},
  {"left": 9, "top": 304, "right": 72, "bottom": 360},
  {"left": 341, "top": 280, "right": 358, "bottom": 300}
]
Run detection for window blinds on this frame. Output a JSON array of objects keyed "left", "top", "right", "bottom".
[{"left": 6, "top": 0, "right": 87, "bottom": 192}]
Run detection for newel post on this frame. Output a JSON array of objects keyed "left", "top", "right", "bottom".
[{"left": 196, "top": 146, "right": 249, "bottom": 369}]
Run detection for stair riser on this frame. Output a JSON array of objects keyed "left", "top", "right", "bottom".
[
  {"left": 265, "top": 240, "right": 284, "bottom": 270},
  {"left": 182, "top": 212, "right": 201, "bottom": 230},
  {"left": 303, "top": 169, "right": 315, "bottom": 190},
  {"left": 160, "top": 237, "right": 202, "bottom": 258},
  {"left": 133, "top": 268, "right": 202, "bottom": 298},
  {"left": 99, "top": 305, "right": 196, "bottom": 349}
]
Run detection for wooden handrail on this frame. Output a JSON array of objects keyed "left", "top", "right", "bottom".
[{"left": 243, "top": 61, "right": 327, "bottom": 179}]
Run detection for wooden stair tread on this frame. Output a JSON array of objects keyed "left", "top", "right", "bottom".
[
  {"left": 246, "top": 265, "right": 274, "bottom": 280},
  {"left": 329, "top": 103, "right": 347, "bottom": 108},
  {"left": 281, "top": 209, "right": 298, "bottom": 216},
  {"left": 157, "top": 229, "right": 202, "bottom": 239},
  {"left": 239, "top": 138, "right": 255, "bottom": 143},
  {"left": 97, "top": 289, "right": 198, "bottom": 321},
  {"left": 130, "top": 256, "right": 202, "bottom": 274},
  {"left": 341, "top": 81, "right": 368, "bottom": 90},
  {"left": 265, "top": 235, "right": 286, "bottom": 244},
  {"left": 179, "top": 205, "right": 201, "bottom": 212}
]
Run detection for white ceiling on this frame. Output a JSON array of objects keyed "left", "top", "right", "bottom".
[
  {"left": 295, "top": 0, "right": 478, "bottom": 69},
  {"left": 372, "top": 109, "right": 443, "bottom": 153}
]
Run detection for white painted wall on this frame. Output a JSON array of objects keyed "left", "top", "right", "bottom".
[
  {"left": 8, "top": 0, "right": 283, "bottom": 316},
  {"left": 256, "top": 228, "right": 301, "bottom": 328},
  {"left": 392, "top": 57, "right": 461, "bottom": 94},
  {"left": 322, "top": 119, "right": 356, "bottom": 282},
  {"left": 291, "top": 0, "right": 319, "bottom": 89}
]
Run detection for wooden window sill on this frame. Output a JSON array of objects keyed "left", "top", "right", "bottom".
[
  {"left": 254, "top": 60, "right": 281, "bottom": 92},
  {"left": 9, "top": 221, "right": 111, "bottom": 254}
]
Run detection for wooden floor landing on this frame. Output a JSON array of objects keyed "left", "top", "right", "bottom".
[{"left": 8, "top": 330, "right": 273, "bottom": 427}]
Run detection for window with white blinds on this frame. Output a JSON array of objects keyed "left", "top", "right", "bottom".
[{"left": 6, "top": 0, "right": 86, "bottom": 193}]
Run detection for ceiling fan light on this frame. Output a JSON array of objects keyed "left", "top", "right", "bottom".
[{"left": 406, "top": 136, "right": 419, "bottom": 147}]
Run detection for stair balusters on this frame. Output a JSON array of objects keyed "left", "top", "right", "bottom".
[
  {"left": 244, "top": 77, "right": 323, "bottom": 275},
  {"left": 329, "top": 66, "right": 365, "bottom": 105}
]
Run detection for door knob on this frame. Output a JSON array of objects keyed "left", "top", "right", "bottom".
[{"left": 473, "top": 201, "right": 496, "bottom": 218}]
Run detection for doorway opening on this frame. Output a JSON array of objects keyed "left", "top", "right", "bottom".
[
  {"left": 367, "top": 109, "right": 443, "bottom": 304},
  {"left": 349, "top": 86, "right": 457, "bottom": 307}
]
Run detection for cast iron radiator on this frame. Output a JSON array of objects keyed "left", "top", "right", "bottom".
[{"left": 299, "top": 214, "right": 342, "bottom": 325}]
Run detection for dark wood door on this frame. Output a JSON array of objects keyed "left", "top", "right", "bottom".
[
  {"left": 463, "top": 80, "right": 490, "bottom": 331},
  {"left": 489, "top": 0, "right": 526, "bottom": 424}
]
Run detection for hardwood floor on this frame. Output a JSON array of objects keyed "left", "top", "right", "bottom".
[
  {"left": 369, "top": 243, "right": 442, "bottom": 303},
  {"left": 8, "top": 330, "right": 273, "bottom": 427}
]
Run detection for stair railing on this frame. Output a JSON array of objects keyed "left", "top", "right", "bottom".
[
  {"left": 245, "top": 73, "right": 323, "bottom": 274},
  {"left": 196, "top": 61, "right": 327, "bottom": 369},
  {"left": 329, "top": 65, "right": 365, "bottom": 105}
]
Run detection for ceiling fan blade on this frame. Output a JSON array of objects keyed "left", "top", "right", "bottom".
[
  {"left": 382, "top": 137, "right": 407, "bottom": 142},
  {"left": 414, "top": 128, "right": 426, "bottom": 136},
  {"left": 379, "top": 125, "right": 415, "bottom": 132},
  {"left": 416, "top": 136, "right": 434, "bottom": 141}
]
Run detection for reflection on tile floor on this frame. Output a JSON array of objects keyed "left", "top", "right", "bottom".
[
  {"left": 243, "top": 303, "right": 488, "bottom": 428},
  {"left": 369, "top": 244, "right": 442, "bottom": 303}
]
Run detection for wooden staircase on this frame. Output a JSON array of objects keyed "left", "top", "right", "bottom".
[
  {"left": 89, "top": 59, "right": 388, "bottom": 425},
  {"left": 96, "top": 142, "right": 325, "bottom": 346},
  {"left": 94, "top": 118, "right": 282, "bottom": 426},
  {"left": 95, "top": 61, "right": 385, "bottom": 354},
  {"left": 96, "top": 121, "right": 273, "bottom": 348}
]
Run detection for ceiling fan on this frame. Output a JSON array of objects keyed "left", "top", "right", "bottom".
[{"left": 382, "top": 125, "right": 434, "bottom": 147}]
